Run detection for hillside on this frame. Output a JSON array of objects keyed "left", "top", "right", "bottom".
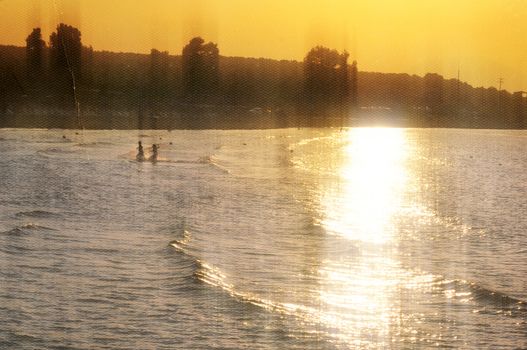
[{"left": 1, "top": 44, "right": 525, "bottom": 129}]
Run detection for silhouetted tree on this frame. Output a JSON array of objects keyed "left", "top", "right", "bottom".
[
  {"left": 147, "top": 49, "right": 170, "bottom": 127},
  {"left": 350, "top": 60, "right": 358, "bottom": 111},
  {"left": 182, "top": 37, "right": 219, "bottom": 99},
  {"left": 25, "top": 28, "right": 46, "bottom": 80},
  {"left": 512, "top": 91, "right": 526, "bottom": 129},
  {"left": 82, "top": 45, "right": 94, "bottom": 87},
  {"left": 48, "top": 23, "right": 83, "bottom": 128},
  {"left": 423, "top": 73, "right": 445, "bottom": 118},
  {"left": 149, "top": 49, "right": 170, "bottom": 96},
  {"left": 49, "top": 23, "right": 82, "bottom": 83},
  {"left": 303, "top": 46, "right": 349, "bottom": 119},
  {"left": 3, "top": 35, "right": 526, "bottom": 129},
  {"left": 0, "top": 67, "right": 25, "bottom": 125},
  {"left": 337, "top": 52, "right": 350, "bottom": 116}
]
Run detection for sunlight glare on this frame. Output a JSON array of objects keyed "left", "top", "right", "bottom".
[{"left": 320, "top": 127, "right": 408, "bottom": 244}]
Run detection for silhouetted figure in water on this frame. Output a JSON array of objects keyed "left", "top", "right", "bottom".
[
  {"left": 149, "top": 144, "right": 158, "bottom": 162},
  {"left": 136, "top": 141, "right": 144, "bottom": 161}
]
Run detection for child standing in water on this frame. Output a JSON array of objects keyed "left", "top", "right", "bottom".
[
  {"left": 150, "top": 144, "right": 158, "bottom": 162},
  {"left": 136, "top": 141, "right": 145, "bottom": 161}
]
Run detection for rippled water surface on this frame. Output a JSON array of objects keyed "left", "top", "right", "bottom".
[{"left": 0, "top": 128, "right": 526, "bottom": 349}]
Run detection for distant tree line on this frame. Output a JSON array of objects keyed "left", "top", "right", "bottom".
[{"left": 0, "top": 23, "right": 525, "bottom": 129}]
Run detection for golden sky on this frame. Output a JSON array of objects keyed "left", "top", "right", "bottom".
[{"left": 1, "top": 0, "right": 526, "bottom": 91}]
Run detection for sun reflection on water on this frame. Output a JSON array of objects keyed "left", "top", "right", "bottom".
[
  {"left": 321, "top": 127, "right": 408, "bottom": 244},
  {"left": 314, "top": 128, "right": 415, "bottom": 347}
]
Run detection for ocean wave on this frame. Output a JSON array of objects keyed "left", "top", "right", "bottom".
[
  {"left": 439, "top": 279, "right": 526, "bottom": 313},
  {"left": 37, "top": 147, "right": 79, "bottom": 158},
  {"left": 190, "top": 252, "right": 526, "bottom": 321},
  {"left": 168, "top": 230, "right": 192, "bottom": 253},
  {"left": 15, "top": 210, "right": 62, "bottom": 219},
  {"left": 25, "top": 139, "right": 75, "bottom": 144},
  {"left": 179, "top": 155, "right": 231, "bottom": 174},
  {"left": 3, "top": 228, "right": 25, "bottom": 235},
  {"left": 83, "top": 247, "right": 121, "bottom": 254},
  {"left": 19, "top": 223, "right": 55, "bottom": 230},
  {"left": 294, "top": 135, "right": 336, "bottom": 147},
  {"left": 120, "top": 152, "right": 229, "bottom": 174},
  {"left": 75, "top": 141, "right": 115, "bottom": 148},
  {"left": 2, "top": 223, "right": 56, "bottom": 235},
  {"left": 194, "top": 260, "right": 316, "bottom": 318}
]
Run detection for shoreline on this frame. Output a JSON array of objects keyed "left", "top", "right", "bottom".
[{"left": 1, "top": 117, "right": 524, "bottom": 130}]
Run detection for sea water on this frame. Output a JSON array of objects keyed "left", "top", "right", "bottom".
[{"left": 0, "top": 127, "right": 526, "bottom": 349}]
